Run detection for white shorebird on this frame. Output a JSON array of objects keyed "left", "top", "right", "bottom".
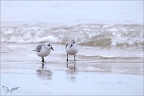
[
  {"left": 33, "top": 43, "right": 54, "bottom": 62},
  {"left": 65, "top": 40, "right": 79, "bottom": 61}
]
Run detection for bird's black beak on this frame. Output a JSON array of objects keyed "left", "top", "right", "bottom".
[
  {"left": 70, "top": 44, "right": 72, "bottom": 48},
  {"left": 51, "top": 47, "right": 54, "bottom": 51}
]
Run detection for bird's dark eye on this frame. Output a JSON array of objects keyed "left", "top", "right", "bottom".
[{"left": 47, "top": 44, "right": 50, "bottom": 46}]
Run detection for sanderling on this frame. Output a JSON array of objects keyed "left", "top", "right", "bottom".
[
  {"left": 33, "top": 43, "right": 54, "bottom": 62},
  {"left": 65, "top": 40, "right": 79, "bottom": 61}
]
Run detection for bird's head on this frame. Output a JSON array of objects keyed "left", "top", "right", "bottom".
[{"left": 47, "top": 43, "right": 54, "bottom": 51}]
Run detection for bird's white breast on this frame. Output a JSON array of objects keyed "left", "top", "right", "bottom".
[
  {"left": 66, "top": 44, "right": 79, "bottom": 55},
  {"left": 36, "top": 46, "right": 51, "bottom": 57}
]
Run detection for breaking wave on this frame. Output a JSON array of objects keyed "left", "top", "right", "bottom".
[{"left": 1, "top": 22, "right": 143, "bottom": 48}]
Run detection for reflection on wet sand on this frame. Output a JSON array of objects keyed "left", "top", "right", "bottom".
[
  {"left": 66, "top": 61, "right": 77, "bottom": 73},
  {"left": 66, "top": 61, "right": 77, "bottom": 82},
  {"left": 36, "top": 62, "right": 52, "bottom": 80},
  {"left": 41, "top": 62, "right": 44, "bottom": 68}
]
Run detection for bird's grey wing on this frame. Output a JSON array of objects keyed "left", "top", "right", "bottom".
[
  {"left": 36, "top": 45, "right": 42, "bottom": 52},
  {"left": 65, "top": 43, "right": 69, "bottom": 49}
]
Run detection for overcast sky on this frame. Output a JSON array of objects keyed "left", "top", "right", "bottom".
[{"left": 1, "top": 1, "right": 143, "bottom": 24}]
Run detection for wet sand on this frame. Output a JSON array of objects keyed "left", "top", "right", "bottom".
[{"left": 1, "top": 43, "right": 143, "bottom": 95}]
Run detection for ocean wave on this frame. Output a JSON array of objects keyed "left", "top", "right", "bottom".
[{"left": 1, "top": 23, "right": 143, "bottom": 48}]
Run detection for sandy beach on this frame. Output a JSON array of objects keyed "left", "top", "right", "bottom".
[{"left": 1, "top": 43, "right": 143, "bottom": 95}]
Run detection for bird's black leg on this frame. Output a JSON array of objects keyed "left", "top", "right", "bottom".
[
  {"left": 67, "top": 54, "right": 68, "bottom": 61},
  {"left": 41, "top": 57, "right": 44, "bottom": 62},
  {"left": 74, "top": 55, "right": 76, "bottom": 61}
]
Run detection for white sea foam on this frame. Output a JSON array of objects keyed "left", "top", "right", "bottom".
[
  {"left": 36, "top": 35, "right": 59, "bottom": 43},
  {"left": 1, "top": 23, "right": 143, "bottom": 48}
]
